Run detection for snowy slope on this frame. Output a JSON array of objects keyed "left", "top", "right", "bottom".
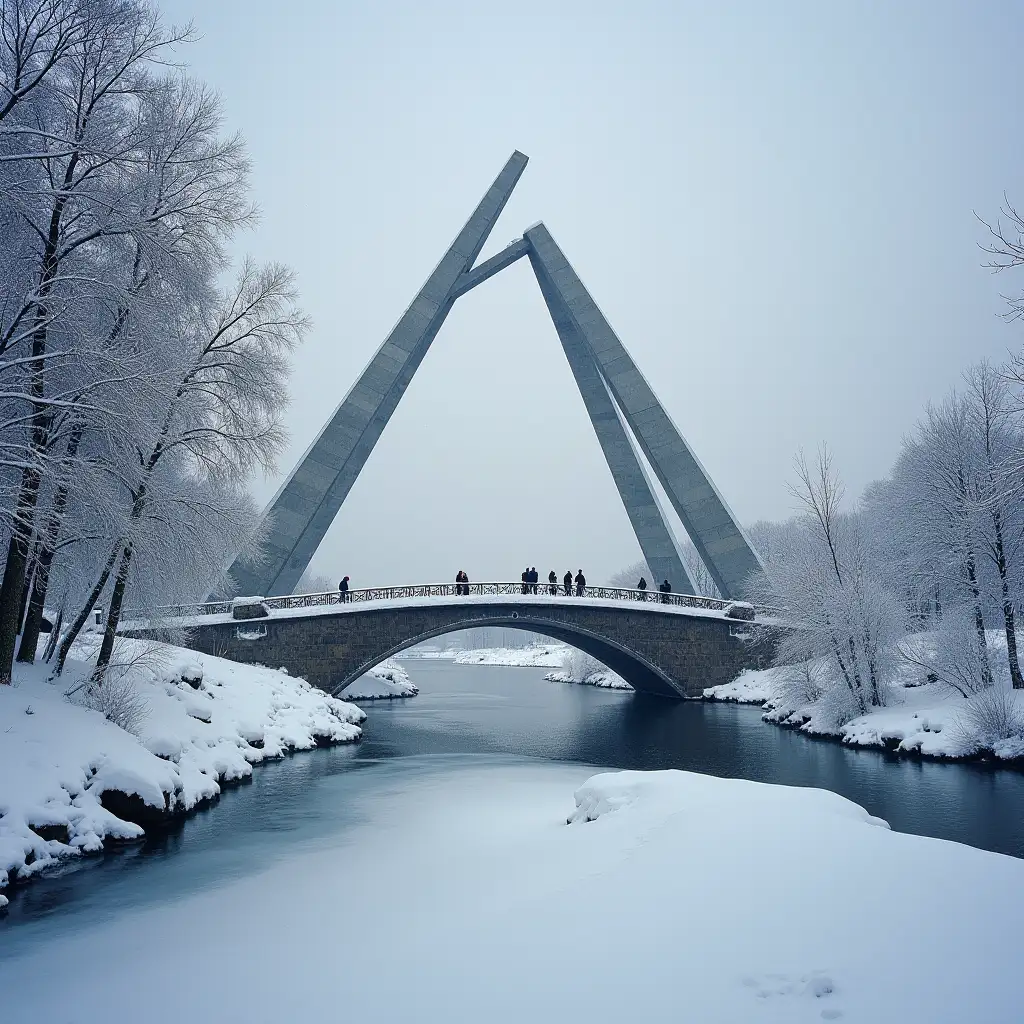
[
  {"left": 344, "top": 660, "right": 419, "bottom": 699},
  {"left": 0, "top": 638, "right": 364, "bottom": 896},
  {"left": 1, "top": 764, "right": 1020, "bottom": 1022}
]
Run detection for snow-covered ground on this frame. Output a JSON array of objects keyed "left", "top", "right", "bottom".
[
  {"left": 1, "top": 763, "right": 1020, "bottom": 1022},
  {"left": 544, "top": 669, "right": 633, "bottom": 690},
  {"left": 343, "top": 660, "right": 419, "bottom": 700},
  {"left": 704, "top": 665, "right": 784, "bottom": 705},
  {"left": 0, "top": 637, "right": 364, "bottom": 900},
  {"left": 704, "top": 635, "right": 1024, "bottom": 763},
  {"left": 545, "top": 648, "right": 634, "bottom": 690},
  {"left": 453, "top": 644, "right": 568, "bottom": 667}
]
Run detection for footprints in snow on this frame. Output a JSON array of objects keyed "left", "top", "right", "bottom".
[{"left": 742, "top": 971, "right": 843, "bottom": 1019}]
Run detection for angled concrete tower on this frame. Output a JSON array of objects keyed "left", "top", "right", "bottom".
[
  {"left": 523, "top": 223, "right": 764, "bottom": 599},
  {"left": 228, "top": 153, "right": 529, "bottom": 596},
  {"left": 529, "top": 248, "right": 696, "bottom": 593},
  {"left": 228, "top": 152, "right": 763, "bottom": 599}
]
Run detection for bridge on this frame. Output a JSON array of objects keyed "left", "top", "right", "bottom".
[
  {"left": 165, "top": 152, "right": 775, "bottom": 699},
  {"left": 126, "top": 584, "right": 766, "bottom": 699}
]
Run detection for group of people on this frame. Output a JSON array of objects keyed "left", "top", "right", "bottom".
[
  {"left": 519, "top": 568, "right": 587, "bottom": 596},
  {"left": 635, "top": 576, "right": 673, "bottom": 603},
  {"left": 341, "top": 571, "right": 672, "bottom": 603}
]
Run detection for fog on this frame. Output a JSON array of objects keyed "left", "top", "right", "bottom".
[{"left": 162, "top": 0, "right": 1022, "bottom": 587}]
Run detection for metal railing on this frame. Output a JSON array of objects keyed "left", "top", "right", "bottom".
[{"left": 125, "top": 582, "right": 737, "bottom": 622}]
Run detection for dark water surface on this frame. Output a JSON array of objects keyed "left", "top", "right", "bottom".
[{"left": 3, "top": 660, "right": 1024, "bottom": 945}]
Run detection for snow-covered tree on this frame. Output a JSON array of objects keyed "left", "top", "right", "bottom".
[{"left": 752, "top": 446, "right": 907, "bottom": 722}]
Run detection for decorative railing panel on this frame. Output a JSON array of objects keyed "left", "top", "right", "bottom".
[{"left": 126, "top": 583, "right": 736, "bottom": 622}]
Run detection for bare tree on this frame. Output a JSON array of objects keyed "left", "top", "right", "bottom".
[{"left": 753, "top": 446, "right": 905, "bottom": 721}]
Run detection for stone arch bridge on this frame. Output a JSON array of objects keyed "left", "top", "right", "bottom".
[{"left": 127, "top": 584, "right": 766, "bottom": 699}]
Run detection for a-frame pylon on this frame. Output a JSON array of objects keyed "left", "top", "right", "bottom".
[{"left": 228, "top": 152, "right": 763, "bottom": 599}]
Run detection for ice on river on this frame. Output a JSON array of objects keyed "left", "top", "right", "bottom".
[{"left": 0, "top": 760, "right": 1020, "bottom": 1023}]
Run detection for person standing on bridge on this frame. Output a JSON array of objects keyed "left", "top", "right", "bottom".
[
  {"left": 521, "top": 567, "right": 529, "bottom": 595},
  {"left": 530, "top": 567, "right": 539, "bottom": 594},
  {"left": 548, "top": 570, "right": 558, "bottom": 595},
  {"left": 575, "top": 569, "right": 586, "bottom": 597},
  {"left": 659, "top": 579, "right": 671, "bottom": 604},
  {"left": 339, "top": 576, "right": 350, "bottom": 603},
  {"left": 637, "top": 576, "right": 647, "bottom": 601},
  {"left": 563, "top": 570, "right": 573, "bottom": 597}
]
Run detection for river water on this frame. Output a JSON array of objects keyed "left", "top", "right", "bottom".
[{"left": 3, "top": 660, "right": 1024, "bottom": 947}]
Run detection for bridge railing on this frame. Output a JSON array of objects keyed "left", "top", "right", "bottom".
[{"left": 125, "top": 582, "right": 739, "bottom": 622}]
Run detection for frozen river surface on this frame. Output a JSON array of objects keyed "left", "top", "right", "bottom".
[{"left": 2, "top": 663, "right": 1023, "bottom": 1023}]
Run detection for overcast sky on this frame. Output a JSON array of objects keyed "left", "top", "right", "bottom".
[{"left": 164, "top": 0, "right": 1021, "bottom": 587}]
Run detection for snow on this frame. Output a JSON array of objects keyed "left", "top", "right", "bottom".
[
  {"left": 706, "top": 632, "right": 1024, "bottom": 762},
  {"left": 1, "top": 763, "right": 1021, "bottom": 1022},
  {"left": 544, "top": 669, "right": 633, "bottom": 690},
  {"left": 343, "top": 660, "right": 419, "bottom": 700},
  {"left": 0, "top": 637, "right": 364, "bottom": 892},
  {"left": 704, "top": 665, "right": 785, "bottom": 704},
  {"left": 454, "top": 643, "right": 568, "bottom": 667}
]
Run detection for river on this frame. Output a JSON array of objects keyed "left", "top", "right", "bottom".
[{"left": 2, "top": 659, "right": 1024, "bottom": 948}]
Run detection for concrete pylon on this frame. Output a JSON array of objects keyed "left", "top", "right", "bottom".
[
  {"left": 226, "top": 153, "right": 764, "bottom": 601},
  {"left": 227, "top": 152, "right": 529, "bottom": 596},
  {"left": 523, "top": 223, "right": 764, "bottom": 599},
  {"left": 529, "top": 248, "right": 696, "bottom": 593}
]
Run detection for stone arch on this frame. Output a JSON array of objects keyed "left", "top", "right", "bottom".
[{"left": 331, "top": 614, "right": 685, "bottom": 698}]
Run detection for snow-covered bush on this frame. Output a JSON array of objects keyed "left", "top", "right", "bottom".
[
  {"left": 901, "top": 607, "right": 994, "bottom": 698},
  {"left": 76, "top": 674, "right": 150, "bottom": 735},
  {"left": 775, "top": 660, "right": 826, "bottom": 707},
  {"left": 953, "top": 686, "right": 1024, "bottom": 754},
  {"left": 561, "top": 648, "right": 607, "bottom": 683}
]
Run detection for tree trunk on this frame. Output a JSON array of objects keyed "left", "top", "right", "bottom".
[
  {"left": 94, "top": 543, "right": 134, "bottom": 673},
  {"left": 0, "top": 474, "right": 43, "bottom": 682},
  {"left": 53, "top": 544, "right": 120, "bottom": 675},
  {"left": 17, "top": 537, "right": 56, "bottom": 665},
  {"left": 964, "top": 553, "right": 993, "bottom": 688},
  {"left": 990, "top": 509, "right": 1024, "bottom": 688},
  {"left": 17, "top": 422, "right": 83, "bottom": 663},
  {"left": 42, "top": 604, "right": 64, "bottom": 663}
]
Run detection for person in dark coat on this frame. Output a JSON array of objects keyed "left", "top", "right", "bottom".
[
  {"left": 637, "top": 576, "right": 647, "bottom": 601},
  {"left": 522, "top": 567, "right": 529, "bottom": 595},
  {"left": 530, "top": 566, "right": 539, "bottom": 594},
  {"left": 339, "top": 576, "right": 350, "bottom": 603},
  {"left": 575, "top": 569, "right": 586, "bottom": 597},
  {"left": 563, "top": 570, "right": 573, "bottom": 596},
  {"left": 659, "top": 579, "right": 671, "bottom": 603},
  {"left": 548, "top": 569, "right": 558, "bottom": 595}
]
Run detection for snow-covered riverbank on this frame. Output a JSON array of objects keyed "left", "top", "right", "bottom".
[
  {"left": 452, "top": 644, "right": 567, "bottom": 667},
  {"left": 1, "top": 762, "right": 1019, "bottom": 1022},
  {"left": 544, "top": 669, "right": 632, "bottom": 690},
  {"left": 0, "top": 638, "right": 366, "bottom": 902},
  {"left": 342, "top": 660, "right": 419, "bottom": 700},
  {"left": 705, "top": 659, "right": 1024, "bottom": 765}
]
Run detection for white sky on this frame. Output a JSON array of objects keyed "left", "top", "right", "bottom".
[{"left": 163, "top": 0, "right": 1023, "bottom": 587}]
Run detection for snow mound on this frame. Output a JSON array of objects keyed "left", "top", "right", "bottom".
[
  {"left": 704, "top": 666, "right": 782, "bottom": 704},
  {"left": 344, "top": 661, "right": 420, "bottom": 700},
  {"left": 544, "top": 669, "right": 633, "bottom": 690},
  {"left": 568, "top": 769, "right": 891, "bottom": 830},
  {"left": 1, "top": 637, "right": 364, "bottom": 891}
]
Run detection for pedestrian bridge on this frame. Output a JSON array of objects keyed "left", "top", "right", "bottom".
[{"left": 125, "top": 583, "right": 765, "bottom": 699}]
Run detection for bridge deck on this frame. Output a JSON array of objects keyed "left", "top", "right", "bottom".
[{"left": 124, "top": 583, "right": 752, "bottom": 631}]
